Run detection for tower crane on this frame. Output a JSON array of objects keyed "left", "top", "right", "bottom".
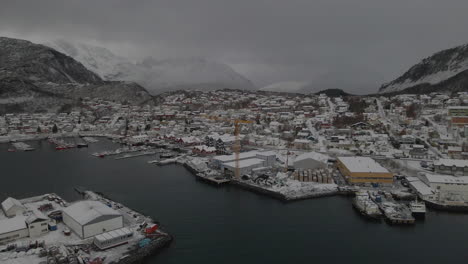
[{"left": 207, "top": 116, "right": 254, "bottom": 179}]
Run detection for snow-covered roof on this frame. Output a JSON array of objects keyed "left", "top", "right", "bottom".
[
  {"left": 63, "top": 201, "right": 121, "bottom": 225},
  {"left": 294, "top": 152, "right": 329, "bottom": 164},
  {"left": 434, "top": 159, "right": 468, "bottom": 168},
  {"left": 0, "top": 215, "right": 27, "bottom": 235},
  {"left": 425, "top": 174, "right": 468, "bottom": 185},
  {"left": 337, "top": 157, "right": 390, "bottom": 173},
  {"left": 223, "top": 158, "right": 265, "bottom": 169},
  {"left": 409, "top": 180, "right": 434, "bottom": 196},
  {"left": 94, "top": 227, "right": 133, "bottom": 243},
  {"left": 25, "top": 210, "right": 48, "bottom": 224},
  {"left": 1, "top": 197, "right": 25, "bottom": 212}
]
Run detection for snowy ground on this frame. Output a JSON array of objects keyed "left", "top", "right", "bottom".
[{"left": 1, "top": 192, "right": 160, "bottom": 264}]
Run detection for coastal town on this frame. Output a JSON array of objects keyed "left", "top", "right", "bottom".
[{"left": 1, "top": 89, "right": 468, "bottom": 262}]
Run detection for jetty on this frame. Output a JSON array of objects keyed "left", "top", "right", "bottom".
[
  {"left": 115, "top": 151, "right": 157, "bottom": 160},
  {"left": 370, "top": 192, "right": 415, "bottom": 225}
]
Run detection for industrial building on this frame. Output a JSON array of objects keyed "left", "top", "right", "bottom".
[
  {"left": 433, "top": 159, "right": 468, "bottom": 176},
  {"left": 293, "top": 152, "right": 329, "bottom": 170},
  {"left": 422, "top": 174, "right": 468, "bottom": 201},
  {"left": 337, "top": 157, "right": 393, "bottom": 184},
  {"left": 62, "top": 201, "right": 123, "bottom": 239},
  {"left": 212, "top": 150, "right": 276, "bottom": 176},
  {"left": 211, "top": 150, "right": 276, "bottom": 168},
  {"left": 0, "top": 207, "right": 49, "bottom": 244},
  {"left": 221, "top": 158, "right": 267, "bottom": 176}
]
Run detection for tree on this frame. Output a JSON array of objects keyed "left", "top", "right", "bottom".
[
  {"left": 52, "top": 124, "right": 58, "bottom": 133},
  {"left": 36, "top": 126, "right": 42, "bottom": 133}
]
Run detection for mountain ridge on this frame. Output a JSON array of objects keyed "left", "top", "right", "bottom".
[{"left": 380, "top": 43, "right": 468, "bottom": 94}]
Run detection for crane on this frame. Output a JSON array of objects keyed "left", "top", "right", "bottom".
[{"left": 207, "top": 115, "right": 254, "bottom": 179}]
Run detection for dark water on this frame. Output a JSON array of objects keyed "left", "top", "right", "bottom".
[{"left": 1, "top": 140, "right": 468, "bottom": 264}]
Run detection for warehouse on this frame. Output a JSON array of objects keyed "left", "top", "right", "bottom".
[
  {"left": 337, "top": 157, "right": 393, "bottom": 184},
  {"left": 293, "top": 152, "right": 329, "bottom": 170},
  {"left": 211, "top": 150, "right": 276, "bottom": 168},
  {"left": 62, "top": 201, "right": 123, "bottom": 239},
  {"left": 422, "top": 174, "right": 468, "bottom": 201},
  {"left": 221, "top": 158, "right": 266, "bottom": 176},
  {"left": 0, "top": 216, "right": 29, "bottom": 245},
  {"left": 2, "top": 197, "right": 26, "bottom": 218}
]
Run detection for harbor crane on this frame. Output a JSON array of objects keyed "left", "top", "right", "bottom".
[{"left": 207, "top": 115, "right": 254, "bottom": 179}]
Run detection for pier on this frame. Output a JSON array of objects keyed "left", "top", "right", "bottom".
[{"left": 370, "top": 192, "right": 415, "bottom": 225}]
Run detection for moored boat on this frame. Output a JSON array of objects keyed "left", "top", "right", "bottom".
[{"left": 353, "top": 191, "right": 382, "bottom": 220}]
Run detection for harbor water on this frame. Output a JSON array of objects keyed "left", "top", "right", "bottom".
[{"left": 1, "top": 140, "right": 468, "bottom": 264}]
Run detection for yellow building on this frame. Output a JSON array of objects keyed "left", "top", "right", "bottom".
[{"left": 337, "top": 157, "right": 393, "bottom": 184}]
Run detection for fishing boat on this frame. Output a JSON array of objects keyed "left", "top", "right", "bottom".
[
  {"left": 409, "top": 199, "right": 426, "bottom": 218},
  {"left": 352, "top": 191, "right": 382, "bottom": 220}
]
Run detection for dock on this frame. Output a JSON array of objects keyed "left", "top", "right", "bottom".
[
  {"left": 195, "top": 173, "right": 231, "bottom": 185},
  {"left": 371, "top": 192, "right": 415, "bottom": 225},
  {"left": 115, "top": 151, "right": 157, "bottom": 160},
  {"left": 92, "top": 146, "right": 154, "bottom": 158}
]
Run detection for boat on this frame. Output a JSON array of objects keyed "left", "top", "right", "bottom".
[
  {"left": 409, "top": 200, "right": 426, "bottom": 217},
  {"left": 7, "top": 148, "right": 16, "bottom": 152},
  {"left": 352, "top": 191, "right": 382, "bottom": 220}
]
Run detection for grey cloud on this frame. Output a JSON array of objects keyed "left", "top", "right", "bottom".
[{"left": 1, "top": 0, "right": 468, "bottom": 94}]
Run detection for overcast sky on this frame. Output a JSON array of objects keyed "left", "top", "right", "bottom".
[{"left": 1, "top": 0, "right": 468, "bottom": 94}]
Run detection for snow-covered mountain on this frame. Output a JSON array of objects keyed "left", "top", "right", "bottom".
[
  {"left": 46, "top": 40, "right": 255, "bottom": 95},
  {"left": 380, "top": 43, "right": 468, "bottom": 93},
  {"left": 0, "top": 37, "right": 152, "bottom": 113}
]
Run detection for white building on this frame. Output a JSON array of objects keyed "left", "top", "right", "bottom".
[
  {"left": 0, "top": 210, "right": 50, "bottom": 244},
  {"left": 62, "top": 201, "right": 123, "bottom": 239},
  {"left": 293, "top": 152, "right": 329, "bottom": 170},
  {"left": 0, "top": 216, "right": 29, "bottom": 245},
  {"left": 26, "top": 210, "right": 50, "bottom": 238},
  {"left": 423, "top": 174, "right": 468, "bottom": 201},
  {"left": 211, "top": 150, "right": 276, "bottom": 169},
  {"left": 2, "top": 197, "right": 26, "bottom": 218},
  {"left": 433, "top": 159, "right": 468, "bottom": 176},
  {"left": 221, "top": 158, "right": 266, "bottom": 176}
]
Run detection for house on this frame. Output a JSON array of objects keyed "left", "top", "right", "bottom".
[
  {"left": 433, "top": 159, "right": 468, "bottom": 176},
  {"left": 409, "top": 145, "right": 429, "bottom": 159},
  {"left": 62, "top": 201, "right": 124, "bottom": 239},
  {"left": 293, "top": 139, "right": 310, "bottom": 150}
]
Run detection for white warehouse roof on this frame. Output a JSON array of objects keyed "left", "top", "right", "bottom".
[
  {"left": 1, "top": 197, "right": 24, "bottom": 213},
  {"left": 0, "top": 216, "right": 27, "bottom": 235},
  {"left": 63, "top": 201, "right": 121, "bottom": 226},
  {"left": 425, "top": 174, "right": 468, "bottom": 185},
  {"left": 223, "top": 158, "right": 265, "bottom": 169},
  {"left": 338, "top": 157, "right": 390, "bottom": 173}
]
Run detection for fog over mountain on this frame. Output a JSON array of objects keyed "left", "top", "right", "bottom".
[
  {"left": 46, "top": 39, "right": 255, "bottom": 95},
  {"left": 2, "top": 0, "right": 468, "bottom": 94}
]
